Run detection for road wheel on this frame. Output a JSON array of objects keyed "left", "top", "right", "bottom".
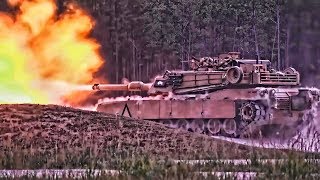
[
  {"left": 190, "top": 119, "right": 205, "bottom": 134},
  {"left": 207, "top": 119, "right": 221, "bottom": 135},
  {"left": 161, "top": 119, "right": 174, "bottom": 128},
  {"left": 222, "top": 119, "right": 237, "bottom": 135},
  {"left": 177, "top": 119, "right": 188, "bottom": 130}
]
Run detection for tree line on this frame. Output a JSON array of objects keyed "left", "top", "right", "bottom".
[{"left": 1, "top": 0, "right": 319, "bottom": 86}]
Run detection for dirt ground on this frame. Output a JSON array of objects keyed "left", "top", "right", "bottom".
[{"left": 0, "top": 104, "right": 300, "bottom": 159}]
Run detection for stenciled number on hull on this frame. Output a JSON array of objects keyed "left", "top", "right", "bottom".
[{"left": 121, "top": 103, "right": 132, "bottom": 117}]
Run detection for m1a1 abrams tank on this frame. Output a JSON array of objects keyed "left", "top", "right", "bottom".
[{"left": 92, "top": 52, "right": 319, "bottom": 138}]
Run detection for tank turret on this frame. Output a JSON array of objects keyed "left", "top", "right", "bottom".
[
  {"left": 147, "top": 52, "right": 300, "bottom": 95},
  {"left": 93, "top": 52, "right": 300, "bottom": 95}
]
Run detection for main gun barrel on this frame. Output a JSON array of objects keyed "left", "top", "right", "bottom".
[{"left": 92, "top": 81, "right": 152, "bottom": 92}]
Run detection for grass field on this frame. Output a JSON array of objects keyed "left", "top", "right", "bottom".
[
  {"left": 0, "top": 149, "right": 319, "bottom": 179},
  {"left": 0, "top": 104, "right": 319, "bottom": 179}
]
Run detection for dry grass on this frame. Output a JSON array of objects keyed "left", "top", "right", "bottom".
[
  {"left": 0, "top": 104, "right": 298, "bottom": 160},
  {"left": 0, "top": 104, "right": 319, "bottom": 178}
]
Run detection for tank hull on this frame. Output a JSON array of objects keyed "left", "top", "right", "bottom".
[{"left": 96, "top": 87, "right": 319, "bottom": 138}]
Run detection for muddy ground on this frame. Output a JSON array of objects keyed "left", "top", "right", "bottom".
[{"left": 0, "top": 104, "right": 305, "bottom": 160}]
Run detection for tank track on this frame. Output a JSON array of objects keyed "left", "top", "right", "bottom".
[
  {"left": 154, "top": 118, "right": 240, "bottom": 137},
  {"left": 153, "top": 118, "right": 264, "bottom": 138},
  {"left": 149, "top": 100, "right": 268, "bottom": 138},
  {"left": 151, "top": 102, "right": 317, "bottom": 139},
  {"left": 152, "top": 114, "right": 313, "bottom": 139}
]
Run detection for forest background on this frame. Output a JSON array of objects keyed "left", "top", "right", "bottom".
[{"left": 1, "top": 0, "right": 319, "bottom": 86}]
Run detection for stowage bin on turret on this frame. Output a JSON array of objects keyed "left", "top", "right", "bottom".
[{"left": 93, "top": 52, "right": 319, "bottom": 138}]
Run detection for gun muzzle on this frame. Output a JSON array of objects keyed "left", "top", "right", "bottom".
[{"left": 92, "top": 84, "right": 100, "bottom": 90}]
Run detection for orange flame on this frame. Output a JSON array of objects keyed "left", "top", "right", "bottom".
[{"left": 0, "top": 0, "right": 104, "bottom": 104}]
